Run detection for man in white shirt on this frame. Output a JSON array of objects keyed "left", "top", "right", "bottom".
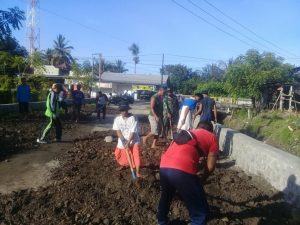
[{"left": 113, "top": 102, "right": 142, "bottom": 177}]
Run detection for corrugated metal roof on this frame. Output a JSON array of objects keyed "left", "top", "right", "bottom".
[{"left": 100, "top": 72, "right": 168, "bottom": 85}]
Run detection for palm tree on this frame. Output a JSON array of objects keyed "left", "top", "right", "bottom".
[
  {"left": 44, "top": 48, "right": 54, "bottom": 65},
  {"left": 12, "top": 55, "right": 25, "bottom": 75},
  {"left": 0, "top": 7, "right": 25, "bottom": 39},
  {"left": 128, "top": 43, "right": 140, "bottom": 74},
  {"left": 53, "top": 34, "right": 74, "bottom": 67},
  {"left": 115, "top": 59, "right": 128, "bottom": 73}
]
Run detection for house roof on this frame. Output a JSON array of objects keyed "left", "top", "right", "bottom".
[{"left": 100, "top": 72, "right": 168, "bottom": 85}]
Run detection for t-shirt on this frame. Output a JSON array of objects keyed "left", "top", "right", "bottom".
[
  {"left": 200, "top": 96, "right": 215, "bottom": 121},
  {"left": 160, "top": 128, "right": 219, "bottom": 175},
  {"left": 113, "top": 115, "right": 140, "bottom": 149},
  {"left": 180, "top": 98, "right": 197, "bottom": 110},
  {"left": 72, "top": 90, "right": 85, "bottom": 105},
  {"left": 98, "top": 95, "right": 107, "bottom": 105}
]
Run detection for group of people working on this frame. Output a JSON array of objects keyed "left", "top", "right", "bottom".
[{"left": 112, "top": 86, "right": 219, "bottom": 225}]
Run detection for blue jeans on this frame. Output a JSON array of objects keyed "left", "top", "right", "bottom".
[{"left": 157, "top": 168, "right": 209, "bottom": 225}]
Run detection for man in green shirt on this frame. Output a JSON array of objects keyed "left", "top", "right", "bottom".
[
  {"left": 143, "top": 86, "right": 166, "bottom": 148},
  {"left": 162, "top": 88, "right": 179, "bottom": 139},
  {"left": 37, "top": 83, "right": 62, "bottom": 144}
]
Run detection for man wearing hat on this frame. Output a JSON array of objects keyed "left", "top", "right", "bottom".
[
  {"left": 195, "top": 90, "right": 217, "bottom": 124},
  {"left": 112, "top": 101, "right": 142, "bottom": 177}
]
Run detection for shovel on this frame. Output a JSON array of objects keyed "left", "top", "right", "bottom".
[{"left": 124, "top": 147, "right": 137, "bottom": 180}]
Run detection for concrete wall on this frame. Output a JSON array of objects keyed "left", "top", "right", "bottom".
[
  {"left": 0, "top": 98, "right": 96, "bottom": 113},
  {"left": 215, "top": 124, "right": 300, "bottom": 207}
]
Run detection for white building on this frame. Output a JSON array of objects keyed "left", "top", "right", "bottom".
[{"left": 97, "top": 72, "right": 169, "bottom": 94}]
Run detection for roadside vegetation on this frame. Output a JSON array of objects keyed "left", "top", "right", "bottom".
[{"left": 225, "top": 109, "right": 300, "bottom": 157}]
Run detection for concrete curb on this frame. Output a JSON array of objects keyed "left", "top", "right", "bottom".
[
  {"left": 215, "top": 124, "right": 300, "bottom": 207},
  {"left": 0, "top": 98, "right": 96, "bottom": 113}
]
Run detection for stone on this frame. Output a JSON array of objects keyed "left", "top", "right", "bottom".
[
  {"left": 103, "top": 218, "right": 110, "bottom": 225},
  {"left": 104, "top": 136, "right": 113, "bottom": 143}
]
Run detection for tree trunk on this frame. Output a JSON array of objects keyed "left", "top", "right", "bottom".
[{"left": 134, "top": 63, "right": 136, "bottom": 74}]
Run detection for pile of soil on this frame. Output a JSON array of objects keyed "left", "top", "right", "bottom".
[
  {"left": 0, "top": 128, "right": 298, "bottom": 225},
  {"left": 0, "top": 115, "right": 75, "bottom": 161}
]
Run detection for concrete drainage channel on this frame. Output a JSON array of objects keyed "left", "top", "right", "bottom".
[{"left": 215, "top": 124, "right": 300, "bottom": 207}]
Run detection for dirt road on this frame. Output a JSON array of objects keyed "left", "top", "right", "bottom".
[{"left": 0, "top": 103, "right": 299, "bottom": 224}]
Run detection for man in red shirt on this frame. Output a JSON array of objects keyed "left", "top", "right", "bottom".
[{"left": 157, "top": 121, "right": 219, "bottom": 225}]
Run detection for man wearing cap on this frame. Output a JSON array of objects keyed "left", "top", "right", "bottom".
[
  {"left": 113, "top": 102, "right": 142, "bottom": 177},
  {"left": 143, "top": 86, "right": 165, "bottom": 148},
  {"left": 195, "top": 90, "right": 217, "bottom": 124}
]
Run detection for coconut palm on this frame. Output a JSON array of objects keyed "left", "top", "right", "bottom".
[
  {"left": 128, "top": 43, "right": 140, "bottom": 74},
  {"left": 115, "top": 59, "right": 128, "bottom": 73},
  {"left": 44, "top": 48, "right": 54, "bottom": 65},
  {"left": 12, "top": 55, "right": 25, "bottom": 75},
  {"left": 0, "top": 7, "right": 25, "bottom": 39},
  {"left": 52, "top": 34, "right": 74, "bottom": 67}
]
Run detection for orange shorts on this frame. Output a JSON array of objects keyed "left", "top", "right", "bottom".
[{"left": 114, "top": 144, "right": 141, "bottom": 168}]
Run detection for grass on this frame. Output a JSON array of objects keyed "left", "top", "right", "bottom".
[{"left": 224, "top": 109, "right": 300, "bottom": 157}]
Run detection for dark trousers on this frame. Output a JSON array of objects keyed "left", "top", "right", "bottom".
[
  {"left": 157, "top": 168, "right": 209, "bottom": 225},
  {"left": 40, "top": 116, "right": 62, "bottom": 140},
  {"left": 19, "top": 102, "right": 29, "bottom": 113},
  {"left": 97, "top": 104, "right": 106, "bottom": 119},
  {"left": 73, "top": 104, "right": 82, "bottom": 121}
]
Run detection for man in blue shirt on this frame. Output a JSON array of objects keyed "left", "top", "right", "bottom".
[
  {"left": 16, "top": 78, "right": 31, "bottom": 114},
  {"left": 72, "top": 84, "right": 85, "bottom": 122}
]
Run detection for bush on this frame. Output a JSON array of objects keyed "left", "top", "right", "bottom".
[
  {"left": 0, "top": 89, "right": 13, "bottom": 104},
  {"left": 196, "top": 81, "right": 229, "bottom": 97},
  {"left": 0, "top": 75, "right": 15, "bottom": 90}
]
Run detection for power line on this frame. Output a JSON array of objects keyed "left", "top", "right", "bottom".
[
  {"left": 165, "top": 53, "right": 221, "bottom": 62},
  {"left": 202, "top": 0, "right": 299, "bottom": 57},
  {"left": 38, "top": 6, "right": 130, "bottom": 45},
  {"left": 186, "top": 0, "right": 288, "bottom": 57},
  {"left": 171, "top": 0, "right": 262, "bottom": 51}
]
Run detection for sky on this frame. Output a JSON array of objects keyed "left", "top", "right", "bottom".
[{"left": 1, "top": 0, "right": 300, "bottom": 74}]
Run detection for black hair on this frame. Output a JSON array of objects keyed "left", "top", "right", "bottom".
[
  {"left": 194, "top": 93, "right": 203, "bottom": 98},
  {"left": 197, "top": 121, "right": 214, "bottom": 132}
]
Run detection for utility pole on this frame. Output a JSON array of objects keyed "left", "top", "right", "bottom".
[
  {"left": 98, "top": 54, "right": 103, "bottom": 90},
  {"left": 161, "top": 53, "right": 164, "bottom": 86}
]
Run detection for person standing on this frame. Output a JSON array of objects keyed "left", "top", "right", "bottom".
[
  {"left": 37, "top": 83, "right": 62, "bottom": 144},
  {"left": 157, "top": 121, "right": 219, "bottom": 225},
  {"left": 96, "top": 91, "right": 108, "bottom": 120},
  {"left": 58, "top": 85, "right": 68, "bottom": 115},
  {"left": 177, "top": 93, "right": 202, "bottom": 131},
  {"left": 72, "top": 84, "right": 85, "bottom": 123},
  {"left": 16, "top": 77, "right": 31, "bottom": 114},
  {"left": 113, "top": 102, "right": 142, "bottom": 177},
  {"left": 195, "top": 90, "right": 217, "bottom": 124},
  {"left": 163, "top": 88, "right": 179, "bottom": 138},
  {"left": 143, "top": 86, "right": 165, "bottom": 148}
]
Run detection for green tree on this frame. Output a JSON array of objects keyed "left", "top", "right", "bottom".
[
  {"left": 70, "top": 61, "right": 95, "bottom": 95},
  {"left": 200, "top": 63, "right": 225, "bottom": 81},
  {"left": 163, "top": 64, "right": 196, "bottom": 93},
  {"left": 0, "top": 7, "right": 25, "bottom": 40},
  {"left": 53, "top": 34, "right": 74, "bottom": 68},
  {"left": 196, "top": 81, "right": 229, "bottom": 97},
  {"left": 11, "top": 55, "right": 26, "bottom": 75},
  {"left": 128, "top": 43, "right": 140, "bottom": 74},
  {"left": 115, "top": 59, "right": 128, "bottom": 73},
  {"left": 0, "top": 51, "right": 12, "bottom": 75},
  {"left": 225, "top": 49, "right": 293, "bottom": 107},
  {"left": 44, "top": 48, "right": 55, "bottom": 65}
]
